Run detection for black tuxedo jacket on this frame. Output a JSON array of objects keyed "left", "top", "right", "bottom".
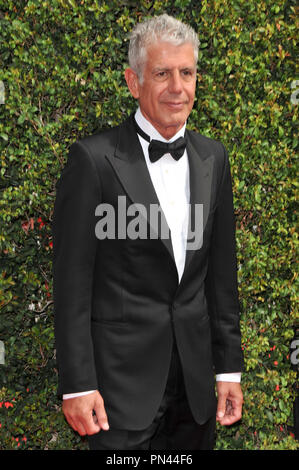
[{"left": 52, "top": 114, "right": 244, "bottom": 430}]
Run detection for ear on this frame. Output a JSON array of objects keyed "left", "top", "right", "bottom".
[{"left": 124, "top": 68, "right": 140, "bottom": 99}]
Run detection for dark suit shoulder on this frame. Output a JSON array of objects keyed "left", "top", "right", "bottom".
[
  {"left": 72, "top": 123, "right": 121, "bottom": 159},
  {"left": 186, "top": 129, "right": 230, "bottom": 193},
  {"left": 187, "top": 129, "right": 225, "bottom": 157}
]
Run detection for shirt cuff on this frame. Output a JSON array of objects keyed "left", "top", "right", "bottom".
[
  {"left": 62, "top": 373, "right": 242, "bottom": 399},
  {"left": 216, "top": 372, "right": 242, "bottom": 383},
  {"left": 63, "top": 390, "right": 96, "bottom": 400}
]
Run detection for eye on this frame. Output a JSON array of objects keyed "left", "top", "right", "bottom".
[
  {"left": 181, "top": 69, "right": 194, "bottom": 78},
  {"left": 153, "top": 70, "right": 169, "bottom": 81}
]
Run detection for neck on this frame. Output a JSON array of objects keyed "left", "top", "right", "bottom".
[
  {"left": 157, "top": 125, "right": 183, "bottom": 140},
  {"left": 139, "top": 109, "right": 185, "bottom": 141}
]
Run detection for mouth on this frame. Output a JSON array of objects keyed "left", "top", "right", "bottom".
[{"left": 163, "top": 102, "right": 185, "bottom": 110}]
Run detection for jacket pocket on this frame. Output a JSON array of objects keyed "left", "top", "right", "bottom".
[{"left": 91, "top": 318, "right": 128, "bottom": 328}]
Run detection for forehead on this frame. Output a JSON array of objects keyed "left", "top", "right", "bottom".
[{"left": 144, "top": 41, "right": 196, "bottom": 69}]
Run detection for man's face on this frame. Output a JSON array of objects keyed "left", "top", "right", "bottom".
[{"left": 126, "top": 41, "right": 197, "bottom": 140}]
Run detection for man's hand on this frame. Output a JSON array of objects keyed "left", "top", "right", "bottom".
[
  {"left": 62, "top": 390, "right": 109, "bottom": 436},
  {"left": 216, "top": 382, "right": 243, "bottom": 426}
]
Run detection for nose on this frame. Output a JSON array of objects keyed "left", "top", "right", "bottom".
[{"left": 168, "top": 70, "right": 183, "bottom": 94}]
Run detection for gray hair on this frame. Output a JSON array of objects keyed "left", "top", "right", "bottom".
[{"left": 128, "top": 14, "right": 200, "bottom": 82}]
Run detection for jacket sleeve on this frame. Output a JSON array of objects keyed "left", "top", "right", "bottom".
[
  {"left": 52, "top": 141, "right": 101, "bottom": 395},
  {"left": 205, "top": 143, "right": 244, "bottom": 374}
]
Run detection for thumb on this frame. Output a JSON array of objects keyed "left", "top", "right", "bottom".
[
  {"left": 93, "top": 392, "right": 110, "bottom": 431},
  {"left": 216, "top": 393, "right": 227, "bottom": 420}
]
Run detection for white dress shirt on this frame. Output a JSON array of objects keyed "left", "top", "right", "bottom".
[{"left": 63, "top": 109, "right": 240, "bottom": 400}]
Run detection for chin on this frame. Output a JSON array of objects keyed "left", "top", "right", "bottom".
[{"left": 163, "top": 117, "right": 185, "bottom": 128}]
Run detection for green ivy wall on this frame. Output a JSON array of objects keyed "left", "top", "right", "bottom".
[{"left": 0, "top": 0, "right": 298, "bottom": 450}]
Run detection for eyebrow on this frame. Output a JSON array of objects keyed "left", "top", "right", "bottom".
[
  {"left": 152, "top": 66, "right": 195, "bottom": 73},
  {"left": 152, "top": 67, "right": 170, "bottom": 73}
]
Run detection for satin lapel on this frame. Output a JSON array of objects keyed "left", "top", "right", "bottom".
[
  {"left": 105, "top": 115, "right": 175, "bottom": 262},
  {"left": 182, "top": 131, "right": 214, "bottom": 276}
]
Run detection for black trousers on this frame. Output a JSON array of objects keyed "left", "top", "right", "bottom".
[{"left": 88, "top": 342, "right": 216, "bottom": 450}]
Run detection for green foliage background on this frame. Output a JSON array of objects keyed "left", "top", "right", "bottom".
[{"left": 0, "top": 0, "right": 298, "bottom": 450}]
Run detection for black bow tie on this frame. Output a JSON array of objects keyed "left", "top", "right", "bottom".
[{"left": 133, "top": 118, "right": 187, "bottom": 163}]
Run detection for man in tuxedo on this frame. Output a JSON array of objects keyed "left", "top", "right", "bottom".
[{"left": 52, "top": 14, "right": 244, "bottom": 450}]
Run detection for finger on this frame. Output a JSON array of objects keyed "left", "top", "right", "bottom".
[
  {"left": 216, "top": 393, "right": 227, "bottom": 421},
  {"left": 73, "top": 418, "right": 88, "bottom": 436},
  {"left": 64, "top": 408, "right": 100, "bottom": 436},
  {"left": 230, "top": 397, "right": 243, "bottom": 418},
  {"left": 221, "top": 412, "right": 242, "bottom": 425},
  {"left": 220, "top": 415, "right": 236, "bottom": 425},
  {"left": 65, "top": 415, "right": 78, "bottom": 432},
  {"left": 64, "top": 410, "right": 88, "bottom": 435},
  {"left": 94, "top": 397, "right": 109, "bottom": 431},
  {"left": 226, "top": 399, "right": 233, "bottom": 415},
  {"left": 221, "top": 401, "right": 242, "bottom": 425},
  {"left": 81, "top": 411, "right": 101, "bottom": 435}
]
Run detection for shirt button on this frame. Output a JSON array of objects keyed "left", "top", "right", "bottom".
[{"left": 169, "top": 304, "right": 176, "bottom": 314}]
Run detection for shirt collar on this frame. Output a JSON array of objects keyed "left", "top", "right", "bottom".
[{"left": 134, "top": 107, "right": 186, "bottom": 143}]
